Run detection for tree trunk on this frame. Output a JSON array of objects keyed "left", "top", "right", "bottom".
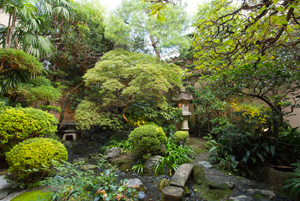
[
  {"left": 149, "top": 35, "right": 161, "bottom": 59},
  {"left": 5, "top": 9, "right": 16, "bottom": 49}
]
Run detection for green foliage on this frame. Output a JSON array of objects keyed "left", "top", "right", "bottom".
[
  {"left": 193, "top": 0, "right": 300, "bottom": 70},
  {"left": 48, "top": 0, "right": 113, "bottom": 78},
  {"left": 209, "top": 121, "right": 300, "bottom": 178},
  {"left": 77, "top": 49, "right": 182, "bottom": 129},
  {"left": 0, "top": 49, "right": 44, "bottom": 95},
  {"left": 100, "top": 138, "right": 134, "bottom": 154},
  {"left": 174, "top": 131, "right": 189, "bottom": 143},
  {"left": 0, "top": 105, "right": 58, "bottom": 155},
  {"left": 126, "top": 100, "right": 182, "bottom": 134},
  {"left": 6, "top": 138, "right": 67, "bottom": 187},
  {"left": 17, "top": 76, "right": 62, "bottom": 105},
  {"left": 75, "top": 100, "right": 124, "bottom": 132},
  {"left": 155, "top": 138, "right": 194, "bottom": 175},
  {"left": 283, "top": 162, "right": 300, "bottom": 197},
  {"left": 128, "top": 124, "right": 167, "bottom": 156},
  {"left": 106, "top": 0, "right": 190, "bottom": 58},
  {"left": 42, "top": 156, "right": 137, "bottom": 201},
  {"left": 38, "top": 105, "right": 61, "bottom": 113}
]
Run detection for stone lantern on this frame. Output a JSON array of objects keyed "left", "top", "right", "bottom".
[{"left": 172, "top": 87, "right": 193, "bottom": 133}]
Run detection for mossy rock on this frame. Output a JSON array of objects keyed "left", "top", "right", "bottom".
[
  {"left": 193, "top": 166, "right": 208, "bottom": 187},
  {"left": 109, "top": 152, "right": 139, "bottom": 172},
  {"left": 11, "top": 190, "right": 51, "bottom": 201},
  {"left": 202, "top": 188, "right": 232, "bottom": 201},
  {"left": 157, "top": 178, "right": 170, "bottom": 192}
]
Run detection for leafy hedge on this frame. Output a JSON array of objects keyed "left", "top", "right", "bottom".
[
  {"left": 128, "top": 124, "right": 167, "bottom": 155},
  {"left": 0, "top": 104, "right": 58, "bottom": 155},
  {"left": 6, "top": 138, "right": 67, "bottom": 187}
]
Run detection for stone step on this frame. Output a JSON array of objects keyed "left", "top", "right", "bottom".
[
  {"left": 162, "top": 186, "right": 184, "bottom": 201},
  {"left": 170, "top": 163, "right": 194, "bottom": 188}
]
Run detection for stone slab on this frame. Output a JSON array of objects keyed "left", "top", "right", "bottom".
[
  {"left": 162, "top": 186, "right": 184, "bottom": 201},
  {"left": 170, "top": 163, "right": 194, "bottom": 188}
]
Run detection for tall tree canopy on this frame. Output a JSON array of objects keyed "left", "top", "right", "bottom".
[
  {"left": 193, "top": 0, "right": 300, "bottom": 136},
  {"left": 75, "top": 49, "right": 182, "bottom": 130},
  {"left": 106, "top": 0, "right": 190, "bottom": 59},
  {"left": 0, "top": 0, "right": 72, "bottom": 58},
  {"left": 193, "top": 0, "right": 300, "bottom": 70}
]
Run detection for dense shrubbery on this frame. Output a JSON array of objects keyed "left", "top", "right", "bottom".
[
  {"left": 174, "top": 131, "right": 189, "bottom": 144},
  {"left": 128, "top": 124, "right": 167, "bottom": 155},
  {"left": 208, "top": 113, "right": 300, "bottom": 178},
  {"left": 0, "top": 103, "right": 58, "bottom": 155},
  {"left": 6, "top": 138, "right": 67, "bottom": 187},
  {"left": 42, "top": 156, "right": 137, "bottom": 201}
]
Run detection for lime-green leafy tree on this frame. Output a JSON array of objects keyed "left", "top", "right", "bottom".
[
  {"left": 143, "top": 0, "right": 183, "bottom": 21},
  {"left": 106, "top": 0, "right": 190, "bottom": 60},
  {"left": 43, "top": 0, "right": 114, "bottom": 122},
  {"left": 75, "top": 49, "right": 182, "bottom": 131},
  {"left": 0, "top": 48, "right": 44, "bottom": 96},
  {"left": 193, "top": 0, "right": 300, "bottom": 136},
  {"left": 17, "top": 76, "right": 62, "bottom": 109},
  {"left": 0, "top": 49, "right": 61, "bottom": 108}
]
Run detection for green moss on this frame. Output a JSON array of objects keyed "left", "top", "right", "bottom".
[
  {"left": 11, "top": 190, "right": 51, "bottom": 201},
  {"left": 157, "top": 178, "right": 170, "bottom": 192},
  {"left": 193, "top": 166, "right": 208, "bottom": 186},
  {"left": 202, "top": 188, "right": 232, "bottom": 201}
]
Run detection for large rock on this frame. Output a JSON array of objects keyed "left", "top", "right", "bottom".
[
  {"left": 246, "top": 189, "right": 276, "bottom": 200},
  {"left": 144, "top": 155, "right": 168, "bottom": 176},
  {"left": 109, "top": 152, "right": 139, "bottom": 172},
  {"left": 162, "top": 186, "right": 184, "bottom": 201},
  {"left": 193, "top": 165, "right": 208, "bottom": 186},
  {"left": 125, "top": 178, "right": 147, "bottom": 193},
  {"left": 170, "top": 163, "right": 194, "bottom": 188},
  {"left": 104, "top": 147, "right": 122, "bottom": 159},
  {"left": 0, "top": 175, "right": 12, "bottom": 200}
]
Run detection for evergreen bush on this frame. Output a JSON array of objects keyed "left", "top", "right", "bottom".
[
  {"left": 0, "top": 105, "right": 58, "bottom": 155},
  {"left": 128, "top": 124, "right": 167, "bottom": 155},
  {"left": 174, "top": 131, "right": 189, "bottom": 144},
  {"left": 6, "top": 138, "right": 67, "bottom": 187}
]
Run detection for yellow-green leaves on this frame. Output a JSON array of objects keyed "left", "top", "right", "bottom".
[{"left": 0, "top": 106, "right": 58, "bottom": 155}]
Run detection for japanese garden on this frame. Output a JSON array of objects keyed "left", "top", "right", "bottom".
[{"left": 0, "top": 0, "right": 300, "bottom": 200}]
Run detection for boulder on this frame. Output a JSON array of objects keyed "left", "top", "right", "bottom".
[
  {"left": 144, "top": 155, "right": 168, "bottom": 176},
  {"left": 109, "top": 152, "right": 139, "bottom": 172},
  {"left": 125, "top": 178, "right": 147, "bottom": 193},
  {"left": 246, "top": 189, "right": 276, "bottom": 200},
  {"left": 104, "top": 147, "right": 122, "bottom": 159},
  {"left": 0, "top": 175, "right": 12, "bottom": 200},
  {"left": 193, "top": 165, "right": 208, "bottom": 186},
  {"left": 162, "top": 186, "right": 184, "bottom": 201}
]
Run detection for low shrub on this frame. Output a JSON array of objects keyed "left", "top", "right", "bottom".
[
  {"left": 155, "top": 138, "right": 194, "bottom": 175},
  {"left": 0, "top": 105, "right": 58, "bottom": 155},
  {"left": 128, "top": 124, "right": 167, "bottom": 155},
  {"left": 42, "top": 156, "right": 137, "bottom": 201},
  {"left": 174, "top": 131, "right": 189, "bottom": 144},
  {"left": 6, "top": 138, "right": 67, "bottom": 187}
]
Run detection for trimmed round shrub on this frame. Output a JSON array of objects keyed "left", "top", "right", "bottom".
[
  {"left": 0, "top": 106, "right": 58, "bottom": 155},
  {"left": 174, "top": 131, "right": 189, "bottom": 144},
  {"left": 128, "top": 124, "right": 167, "bottom": 155},
  {"left": 6, "top": 138, "right": 67, "bottom": 186}
]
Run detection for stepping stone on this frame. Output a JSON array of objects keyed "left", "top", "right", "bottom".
[
  {"left": 162, "top": 186, "right": 184, "bottom": 201},
  {"left": 170, "top": 163, "right": 194, "bottom": 188}
]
